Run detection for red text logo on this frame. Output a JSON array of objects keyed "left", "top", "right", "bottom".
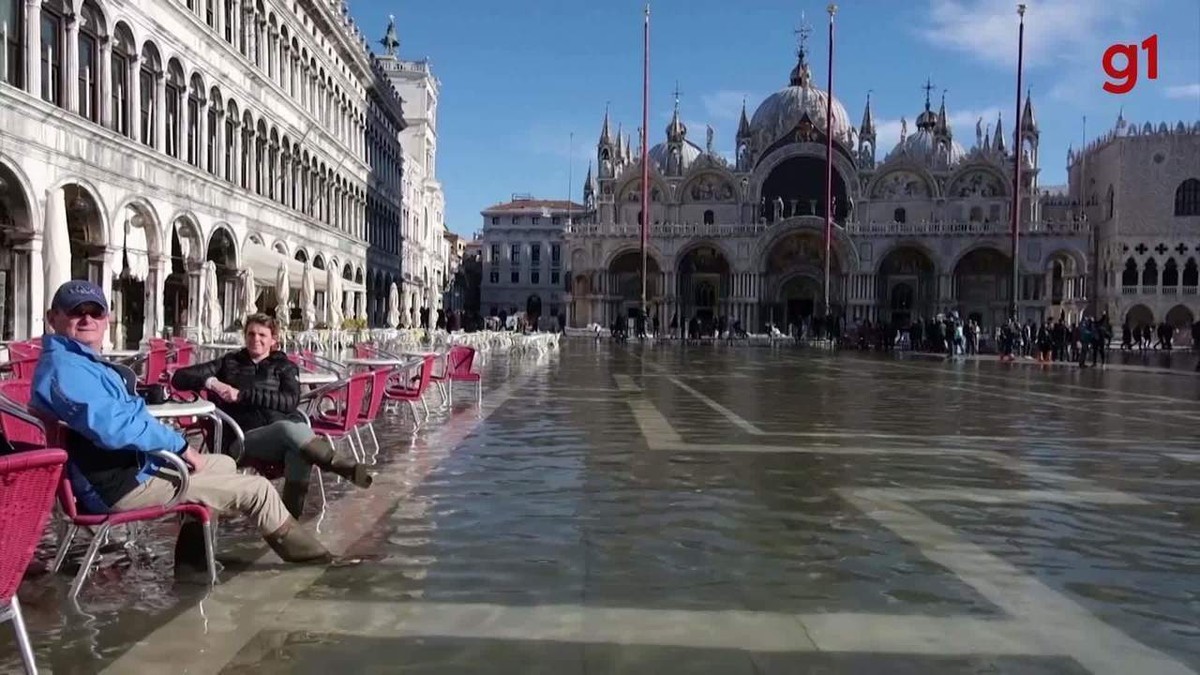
[{"left": 1103, "top": 34, "right": 1159, "bottom": 94}]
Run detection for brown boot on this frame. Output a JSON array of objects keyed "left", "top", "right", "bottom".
[
  {"left": 281, "top": 481, "right": 310, "bottom": 520},
  {"left": 300, "top": 437, "right": 372, "bottom": 488},
  {"left": 264, "top": 518, "right": 332, "bottom": 564}
]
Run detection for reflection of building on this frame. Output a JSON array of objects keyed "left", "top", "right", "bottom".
[
  {"left": 1072, "top": 116, "right": 1200, "bottom": 333},
  {"left": 0, "top": 0, "right": 387, "bottom": 344},
  {"left": 378, "top": 21, "right": 447, "bottom": 327},
  {"left": 565, "top": 31, "right": 1195, "bottom": 334},
  {"left": 480, "top": 196, "right": 580, "bottom": 318}
]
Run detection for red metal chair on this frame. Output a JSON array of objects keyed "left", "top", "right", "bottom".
[
  {"left": 0, "top": 448, "right": 67, "bottom": 675},
  {"left": 352, "top": 367, "right": 393, "bottom": 455},
  {"left": 383, "top": 355, "right": 435, "bottom": 428},
  {"left": 443, "top": 345, "right": 482, "bottom": 407},
  {"left": 306, "top": 372, "right": 370, "bottom": 462},
  {"left": 0, "top": 382, "right": 46, "bottom": 455}
]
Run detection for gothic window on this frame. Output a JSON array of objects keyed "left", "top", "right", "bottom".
[
  {"left": 893, "top": 208, "right": 906, "bottom": 224},
  {"left": 1121, "top": 258, "right": 1138, "bottom": 287},
  {"left": 205, "top": 0, "right": 214, "bottom": 27},
  {"left": 224, "top": 100, "right": 238, "bottom": 181},
  {"left": 703, "top": 210, "right": 714, "bottom": 225},
  {"left": 1106, "top": 185, "right": 1115, "bottom": 219},
  {"left": 139, "top": 42, "right": 161, "bottom": 148},
  {"left": 1175, "top": 178, "right": 1200, "bottom": 216},
  {"left": 1163, "top": 258, "right": 1179, "bottom": 288},
  {"left": 77, "top": 1, "right": 105, "bottom": 123},
  {"left": 110, "top": 23, "right": 135, "bottom": 137},
  {"left": 40, "top": 0, "right": 67, "bottom": 106},
  {"left": 223, "top": 0, "right": 234, "bottom": 43},
  {"left": 1184, "top": 259, "right": 1199, "bottom": 287},
  {"left": 206, "top": 87, "right": 221, "bottom": 174},
  {"left": 2, "top": 0, "right": 23, "bottom": 87},
  {"left": 1142, "top": 258, "right": 1158, "bottom": 287}
]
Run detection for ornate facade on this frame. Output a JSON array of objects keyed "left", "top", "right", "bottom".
[
  {"left": 563, "top": 39, "right": 1146, "bottom": 335},
  {"left": 0, "top": 0, "right": 406, "bottom": 344}
]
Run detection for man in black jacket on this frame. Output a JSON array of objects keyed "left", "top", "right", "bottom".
[{"left": 172, "top": 314, "right": 372, "bottom": 518}]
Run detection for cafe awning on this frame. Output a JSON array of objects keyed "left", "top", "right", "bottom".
[{"left": 243, "top": 242, "right": 364, "bottom": 293}]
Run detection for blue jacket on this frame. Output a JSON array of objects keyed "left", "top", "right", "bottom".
[{"left": 31, "top": 335, "right": 186, "bottom": 512}]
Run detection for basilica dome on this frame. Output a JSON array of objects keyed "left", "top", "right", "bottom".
[
  {"left": 750, "top": 56, "right": 853, "bottom": 152},
  {"left": 648, "top": 139, "right": 703, "bottom": 173},
  {"left": 885, "top": 104, "right": 967, "bottom": 166}
]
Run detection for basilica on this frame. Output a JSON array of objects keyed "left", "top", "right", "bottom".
[{"left": 562, "top": 37, "right": 1200, "bottom": 336}]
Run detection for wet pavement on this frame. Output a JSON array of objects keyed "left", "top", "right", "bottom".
[{"left": 2, "top": 341, "right": 1199, "bottom": 674}]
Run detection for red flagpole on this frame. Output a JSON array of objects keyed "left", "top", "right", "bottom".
[
  {"left": 823, "top": 4, "right": 837, "bottom": 317},
  {"left": 1010, "top": 4, "right": 1026, "bottom": 321},
  {"left": 640, "top": 3, "right": 650, "bottom": 319}
]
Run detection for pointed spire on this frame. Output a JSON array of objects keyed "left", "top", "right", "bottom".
[
  {"left": 666, "top": 82, "right": 687, "bottom": 141},
  {"left": 859, "top": 92, "right": 875, "bottom": 137},
  {"left": 1021, "top": 89, "right": 1038, "bottom": 132},
  {"left": 380, "top": 14, "right": 399, "bottom": 56},
  {"left": 599, "top": 103, "right": 612, "bottom": 145},
  {"left": 983, "top": 123, "right": 992, "bottom": 151},
  {"left": 624, "top": 131, "right": 632, "bottom": 161},
  {"left": 737, "top": 97, "right": 752, "bottom": 138},
  {"left": 993, "top": 113, "right": 1005, "bottom": 152},
  {"left": 615, "top": 123, "right": 625, "bottom": 161},
  {"left": 789, "top": 12, "right": 813, "bottom": 87},
  {"left": 936, "top": 90, "right": 948, "bottom": 130}
]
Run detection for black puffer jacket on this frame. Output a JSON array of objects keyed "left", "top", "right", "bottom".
[{"left": 171, "top": 349, "right": 304, "bottom": 432}]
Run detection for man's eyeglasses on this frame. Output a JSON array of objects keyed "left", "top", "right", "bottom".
[{"left": 67, "top": 304, "right": 108, "bottom": 319}]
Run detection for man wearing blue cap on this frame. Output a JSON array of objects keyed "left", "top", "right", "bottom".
[{"left": 31, "top": 280, "right": 332, "bottom": 571}]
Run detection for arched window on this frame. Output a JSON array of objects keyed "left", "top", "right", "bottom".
[
  {"left": 223, "top": 0, "right": 235, "bottom": 43},
  {"left": 1121, "top": 258, "right": 1138, "bottom": 287},
  {"left": 207, "top": 87, "right": 222, "bottom": 174},
  {"left": 139, "top": 43, "right": 161, "bottom": 148},
  {"left": 224, "top": 100, "right": 238, "bottom": 181},
  {"left": 109, "top": 23, "right": 135, "bottom": 137},
  {"left": 894, "top": 207, "right": 906, "bottom": 224},
  {"left": 77, "top": 1, "right": 106, "bottom": 123},
  {"left": 1106, "top": 185, "right": 1115, "bottom": 219},
  {"left": 1175, "top": 178, "right": 1200, "bottom": 216},
  {"left": 703, "top": 209, "right": 714, "bottom": 225},
  {"left": 2, "top": 0, "right": 23, "bottom": 87},
  {"left": 1163, "top": 258, "right": 1179, "bottom": 288},
  {"left": 241, "top": 111, "right": 253, "bottom": 189},
  {"left": 186, "top": 74, "right": 204, "bottom": 166},
  {"left": 1184, "top": 258, "right": 1199, "bottom": 287},
  {"left": 1142, "top": 258, "right": 1158, "bottom": 287},
  {"left": 164, "top": 59, "right": 185, "bottom": 158},
  {"left": 969, "top": 206, "right": 983, "bottom": 222},
  {"left": 40, "top": 0, "right": 69, "bottom": 106}
]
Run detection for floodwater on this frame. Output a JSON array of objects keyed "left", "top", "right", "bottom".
[{"left": 2, "top": 341, "right": 1199, "bottom": 674}]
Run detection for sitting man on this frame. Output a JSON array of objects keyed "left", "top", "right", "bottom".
[
  {"left": 171, "top": 313, "right": 371, "bottom": 519},
  {"left": 31, "top": 280, "right": 332, "bottom": 572}
]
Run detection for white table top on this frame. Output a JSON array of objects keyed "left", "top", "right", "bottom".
[
  {"left": 104, "top": 349, "right": 140, "bottom": 358},
  {"left": 146, "top": 400, "right": 216, "bottom": 418},
  {"left": 201, "top": 343, "right": 243, "bottom": 351},
  {"left": 298, "top": 372, "right": 338, "bottom": 385},
  {"left": 345, "top": 357, "right": 408, "bottom": 366}
]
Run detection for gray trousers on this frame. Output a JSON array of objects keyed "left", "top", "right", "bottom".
[{"left": 241, "top": 420, "right": 317, "bottom": 483}]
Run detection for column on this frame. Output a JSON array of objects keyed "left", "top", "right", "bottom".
[
  {"left": 149, "top": 256, "right": 166, "bottom": 339},
  {"left": 98, "top": 36, "right": 112, "bottom": 128},
  {"left": 65, "top": 13, "right": 79, "bottom": 112},
  {"left": 128, "top": 55, "right": 141, "bottom": 143},
  {"left": 24, "top": 0, "right": 41, "bottom": 97},
  {"left": 18, "top": 235, "right": 42, "bottom": 338},
  {"left": 100, "top": 247, "right": 118, "bottom": 348},
  {"left": 196, "top": 96, "right": 208, "bottom": 170},
  {"left": 154, "top": 73, "right": 166, "bottom": 151},
  {"left": 185, "top": 260, "right": 202, "bottom": 339}
]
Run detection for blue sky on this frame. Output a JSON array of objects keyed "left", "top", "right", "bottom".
[{"left": 349, "top": 0, "right": 1200, "bottom": 237}]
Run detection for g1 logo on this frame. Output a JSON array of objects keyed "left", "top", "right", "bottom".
[{"left": 1102, "top": 34, "right": 1159, "bottom": 95}]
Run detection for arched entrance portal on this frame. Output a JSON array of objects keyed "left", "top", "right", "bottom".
[
  {"left": 1165, "top": 304, "right": 1195, "bottom": 345},
  {"left": 0, "top": 162, "right": 32, "bottom": 339},
  {"left": 110, "top": 204, "right": 157, "bottom": 349},
  {"left": 760, "top": 156, "right": 849, "bottom": 223},
  {"left": 762, "top": 230, "right": 840, "bottom": 331},
  {"left": 205, "top": 228, "right": 237, "bottom": 334},
  {"left": 877, "top": 246, "right": 935, "bottom": 326},
  {"left": 1125, "top": 304, "right": 1153, "bottom": 329},
  {"left": 677, "top": 245, "right": 729, "bottom": 333},
  {"left": 609, "top": 250, "right": 662, "bottom": 323},
  {"left": 954, "top": 247, "right": 1010, "bottom": 333},
  {"left": 164, "top": 219, "right": 202, "bottom": 335}
]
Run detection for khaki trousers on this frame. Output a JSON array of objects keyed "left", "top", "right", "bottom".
[{"left": 112, "top": 454, "right": 290, "bottom": 535}]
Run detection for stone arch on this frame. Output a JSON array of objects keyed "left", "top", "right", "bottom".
[
  {"left": 0, "top": 153, "right": 42, "bottom": 229},
  {"left": 680, "top": 170, "right": 738, "bottom": 203},
  {"left": 867, "top": 165, "right": 938, "bottom": 200},
  {"left": 752, "top": 218, "right": 860, "bottom": 274},
  {"left": 205, "top": 224, "right": 239, "bottom": 269},
  {"left": 945, "top": 164, "right": 1009, "bottom": 199},
  {"left": 293, "top": 247, "right": 309, "bottom": 263},
  {"left": 48, "top": 178, "right": 110, "bottom": 248},
  {"left": 1165, "top": 304, "right": 1194, "bottom": 331},
  {"left": 876, "top": 245, "right": 938, "bottom": 324},
  {"left": 748, "top": 144, "right": 861, "bottom": 213},
  {"left": 601, "top": 244, "right": 667, "bottom": 272},
  {"left": 952, "top": 246, "right": 1011, "bottom": 329},
  {"left": 1125, "top": 303, "right": 1153, "bottom": 327},
  {"left": 245, "top": 231, "right": 265, "bottom": 249},
  {"left": 272, "top": 239, "right": 288, "bottom": 256},
  {"left": 1043, "top": 247, "right": 1087, "bottom": 275},
  {"left": 109, "top": 195, "right": 163, "bottom": 258},
  {"left": 874, "top": 240, "right": 941, "bottom": 276}
]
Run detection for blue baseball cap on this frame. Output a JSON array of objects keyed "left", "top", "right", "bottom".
[{"left": 50, "top": 280, "right": 109, "bottom": 314}]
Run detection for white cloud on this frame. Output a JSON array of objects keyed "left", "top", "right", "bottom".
[
  {"left": 873, "top": 106, "right": 1006, "bottom": 154},
  {"left": 701, "top": 90, "right": 755, "bottom": 121},
  {"left": 1165, "top": 83, "right": 1200, "bottom": 100},
  {"left": 917, "top": 0, "right": 1143, "bottom": 70}
]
